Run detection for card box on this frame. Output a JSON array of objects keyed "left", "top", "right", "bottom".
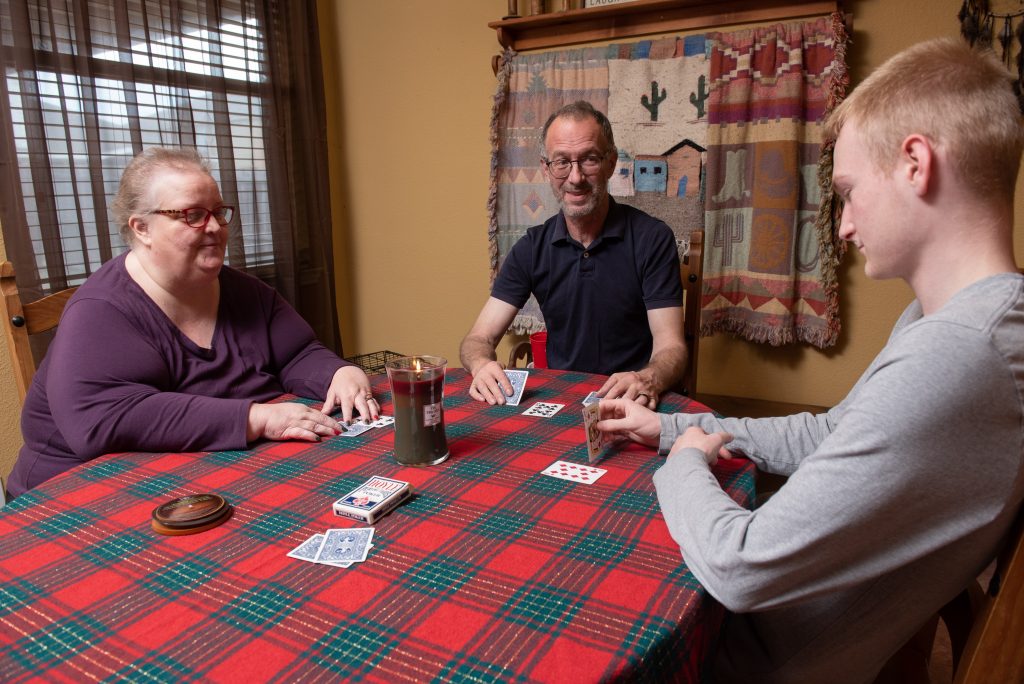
[{"left": 332, "top": 476, "right": 412, "bottom": 524}]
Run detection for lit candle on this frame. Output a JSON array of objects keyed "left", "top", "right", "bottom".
[{"left": 386, "top": 355, "right": 449, "bottom": 466}]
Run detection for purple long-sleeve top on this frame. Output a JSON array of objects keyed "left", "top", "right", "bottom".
[{"left": 7, "top": 253, "right": 350, "bottom": 497}]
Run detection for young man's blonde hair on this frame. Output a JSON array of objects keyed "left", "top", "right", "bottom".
[{"left": 825, "top": 37, "right": 1024, "bottom": 200}]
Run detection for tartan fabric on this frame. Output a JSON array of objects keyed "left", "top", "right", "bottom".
[{"left": 0, "top": 369, "right": 754, "bottom": 683}]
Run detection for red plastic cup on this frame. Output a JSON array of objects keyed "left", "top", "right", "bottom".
[{"left": 530, "top": 331, "right": 548, "bottom": 369}]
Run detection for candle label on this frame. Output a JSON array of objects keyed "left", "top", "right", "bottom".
[{"left": 423, "top": 402, "right": 442, "bottom": 427}]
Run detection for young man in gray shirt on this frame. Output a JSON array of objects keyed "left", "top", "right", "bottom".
[{"left": 596, "top": 37, "right": 1024, "bottom": 683}]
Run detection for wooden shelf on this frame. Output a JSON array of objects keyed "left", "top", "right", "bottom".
[{"left": 489, "top": 0, "right": 841, "bottom": 52}]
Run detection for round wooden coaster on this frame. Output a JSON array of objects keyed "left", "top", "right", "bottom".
[{"left": 151, "top": 494, "right": 233, "bottom": 535}]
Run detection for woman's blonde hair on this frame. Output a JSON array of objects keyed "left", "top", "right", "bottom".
[{"left": 111, "top": 147, "right": 211, "bottom": 245}]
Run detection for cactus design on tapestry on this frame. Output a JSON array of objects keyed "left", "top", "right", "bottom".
[
  {"left": 641, "top": 81, "right": 667, "bottom": 121},
  {"left": 690, "top": 74, "right": 709, "bottom": 119}
]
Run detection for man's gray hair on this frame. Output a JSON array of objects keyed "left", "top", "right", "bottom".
[{"left": 540, "top": 101, "right": 616, "bottom": 156}]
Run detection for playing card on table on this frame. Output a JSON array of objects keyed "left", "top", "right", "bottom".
[
  {"left": 315, "top": 528, "right": 375, "bottom": 565},
  {"left": 504, "top": 369, "right": 529, "bottom": 406},
  {"left": 370, "top": 415, "right": 395, "bottom": 428},
  {"left": 583, "top": 402, "right": 611, "bottom": 463},
  {"left": 523, "top": 402, "right": 564, "bottom": 418},
  {"left": 582, "top": 391, "right": 600, "bottom": 407},
  {"left": 341, "top": 421, "right": 374, "bottom": 438},
  {"left": 541, "top": 460, "right": 607, "bottom": 485},
  {"left": 287, "top": 533, "right": 326, "bottom": 562}
]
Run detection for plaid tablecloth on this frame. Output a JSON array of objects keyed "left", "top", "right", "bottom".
[{"left": 0, "top": 369, "right": 753, "bottom": 683}]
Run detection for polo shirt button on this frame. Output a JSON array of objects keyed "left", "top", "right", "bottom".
[{"left": 583, "top": 252, "right": 590, "bottom": 258}]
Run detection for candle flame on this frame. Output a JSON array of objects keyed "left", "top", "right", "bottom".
[{"left": 413, "top": 358, "right": 422, "bottom": 372}]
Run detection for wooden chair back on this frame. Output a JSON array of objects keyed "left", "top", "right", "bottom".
[
  {"left": 0, "top": 261, "right": 78, "bottom": 402},
  {"left": 953, "top": 509, "right": 1024, "bottom": 683},
  {"left": 678, "top": 229, "right": 704, "bottom": 396}
]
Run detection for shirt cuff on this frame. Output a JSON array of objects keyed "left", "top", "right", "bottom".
[{"left": 658, "top": 413, "right": 679, "bottom": 455}]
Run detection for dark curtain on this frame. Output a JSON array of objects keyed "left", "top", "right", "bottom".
[{"left": 0, "top": 0, "right": 341, "bottom": 355}]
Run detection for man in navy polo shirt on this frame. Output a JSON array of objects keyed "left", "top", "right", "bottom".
[{"left": 460, "top": 101, "right": 686, "bottom": 408}]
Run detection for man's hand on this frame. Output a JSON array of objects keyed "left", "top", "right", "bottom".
[
  {"left": 322, "top": 365, "right": 379, "bottom": 424},
  {"left": 468, "top": 360, "right": 514, "bottom": 405},
  {"left": 460, "top": 297, "right": 520, "bottom": 404},
  {"left": 668, "top": 426, "right": 734, "bottom": 466},
  {"left": 594, "top": 397, "right": 661, "bottom": 448},
  {"left": 598, "top": 370, "right": 659, "bottom": 409},
  {"left": 247, "top": 402, "right": 343, "bottom": 443}
]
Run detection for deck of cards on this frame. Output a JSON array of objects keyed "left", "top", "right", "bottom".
[
  {"left": 332, "top": 476, "right": 411, "bottom": 524},
  {"left": 287, "top": 528, "right": 375, "bottom": 568}
]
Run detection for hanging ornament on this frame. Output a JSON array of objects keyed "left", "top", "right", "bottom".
[
  {"left": 959, "top": 0, "right": 1024, "bottom": 111},
  {"left": 1000, "top": 15, "right": 1014, "bottom": 62}
]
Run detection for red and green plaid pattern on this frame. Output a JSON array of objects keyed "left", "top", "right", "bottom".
[{"left": 0, "top": 369, "right": 753, "bottom": 682}]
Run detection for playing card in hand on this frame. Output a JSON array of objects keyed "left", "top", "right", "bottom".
[
  {"left": 504, "top": 370, "right": 528, "bottom": 406},
  {"left": 582, "top": 391, "right": 600, "bottom": 407},
  {"left": 341, "top": 421, "right": 374, "bottom": 438},
  {"left": 583, "top": 402, "right": 611, "bottom": 463}
]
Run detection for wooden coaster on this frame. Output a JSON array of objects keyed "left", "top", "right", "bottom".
[{"left": 151, "top": 494, "right": 233, "bottom": 536}]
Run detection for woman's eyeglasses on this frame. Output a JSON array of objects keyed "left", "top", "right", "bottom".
[{"left": 149, "top": 206, "right": 235, "bottom": 229}]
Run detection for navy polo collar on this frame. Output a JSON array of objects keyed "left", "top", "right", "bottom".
[{"left": 551, "top": 197, "right": 625, "bottom": 249}]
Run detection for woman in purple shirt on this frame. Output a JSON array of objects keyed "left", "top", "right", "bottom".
[{"left": 7, "top": 147, "right": 376, "bottom": 497}]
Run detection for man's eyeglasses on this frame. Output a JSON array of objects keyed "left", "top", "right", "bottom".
[
  {"left": 542, "top": 154, "right": 607, "bottom": 179},
  {"left": 150, "top": 206, "right": 235, "bottom": 229}
]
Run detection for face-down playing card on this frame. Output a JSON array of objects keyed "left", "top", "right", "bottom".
[{"left": 504, "top": 369, "right": 529, "bottom": 406}]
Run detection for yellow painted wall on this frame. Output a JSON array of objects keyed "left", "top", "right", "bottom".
[
  {"left": 321, "top": 0, "right": 1024, "bottom": 410},
  {"left": 3, "top": 0, "right": 1023, "bottom": 484}
]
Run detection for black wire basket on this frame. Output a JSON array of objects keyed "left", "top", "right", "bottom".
[{"left": 343, "top": 350, "right": 405, "bottom": 375}]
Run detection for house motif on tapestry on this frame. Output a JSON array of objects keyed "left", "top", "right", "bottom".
[
  {"left": 634, "top": 155, "right": 668, "bottom": 193},
  {"left": 662, "top": 139, "right": 705, "bottom": 199},
  {"left": 610, "top": 150, "right": 635, "bottom": 196}
]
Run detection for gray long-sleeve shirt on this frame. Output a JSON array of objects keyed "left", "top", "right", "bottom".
[{"left": 653, "top": 273, "right": 1024, "bottom": 683}]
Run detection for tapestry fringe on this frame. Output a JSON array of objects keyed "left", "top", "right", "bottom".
[
  {"left": 700, "top": 315, "right": 837, "bottom": 350},
  {"left": 487, "top": 48, "right": 516, "bottom": 285},
  {"left": 809, "top": 10, "right": 852, "bottom": 348},
  {"left": 510, "top": 314, "right": 546, "bottom": 336}
]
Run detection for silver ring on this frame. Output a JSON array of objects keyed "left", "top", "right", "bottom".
[{"left": 637, "top": 393, "right": 649, "bottom": 400}]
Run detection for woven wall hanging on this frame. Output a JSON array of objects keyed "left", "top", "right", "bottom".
[{"left": 959, "top": 0, "right": 1024, "bottom": 110}]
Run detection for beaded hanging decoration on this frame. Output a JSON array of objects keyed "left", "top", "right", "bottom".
[{"left": 959, "top": 0, "right": 1024, "bottom": 110}]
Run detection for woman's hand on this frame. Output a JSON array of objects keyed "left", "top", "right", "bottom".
[
  {"left": 322, "top": 365, "right": 379, "bottom": 423},
  {"left": 247, "top": 402, "right": 343, "bottom": 442}
]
